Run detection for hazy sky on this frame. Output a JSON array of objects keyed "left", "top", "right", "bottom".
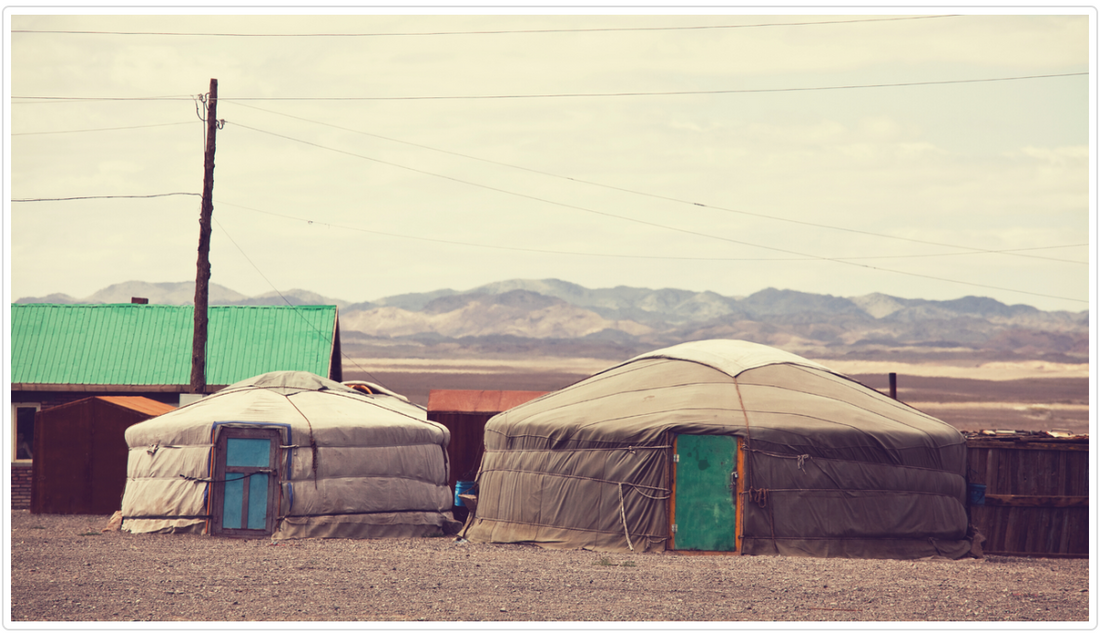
[{"left": 6, "top": 10, "right": 1093, "bottom": 312}]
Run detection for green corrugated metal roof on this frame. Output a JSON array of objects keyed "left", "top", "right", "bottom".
[{"left": 11, "top": 304, "right": 337, "bottom": 386}]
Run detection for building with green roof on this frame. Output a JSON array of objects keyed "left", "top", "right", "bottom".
[{"left": 10, "top": 302, "right": 342, "bottom": 469}]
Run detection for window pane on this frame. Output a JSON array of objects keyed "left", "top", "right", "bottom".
[
  {"left": 246, "top": 474, "right": 268, "bottom": 530},
  {"left": 226, "top": 438, "right": 270, "bottom": 467},
  {"left": 16, "top": 407, "right": 36, "bottom": 460},
  {"left": 223, "top": 473, "right": 244, "bottom": 529}
]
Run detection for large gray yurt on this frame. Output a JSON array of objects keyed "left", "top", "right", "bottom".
[
  {"left": 463, "top": 339, "right": 976, "bottom": 559},
  {"left": 121, "top": 371, "right": 460, "bottom": 539}
]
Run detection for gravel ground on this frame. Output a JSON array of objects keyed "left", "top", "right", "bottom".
[{"left": 7, "top": 511, "right": 1092, "bottom": 625}]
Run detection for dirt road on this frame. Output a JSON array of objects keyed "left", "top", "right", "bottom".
[{"left": 8, "top": 512, "right": 1090, "bottom": 625}]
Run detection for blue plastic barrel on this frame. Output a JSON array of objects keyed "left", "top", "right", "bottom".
[
  {"left": 968, "top": 483, "right": 986, "bottom": 506},
  {"left": 454, "top": 481, "right": 478, "bottom": 507}
]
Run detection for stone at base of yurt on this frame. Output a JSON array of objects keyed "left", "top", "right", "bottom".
[
  {"left": 275, "top": 512, "right": 464, "bottom": 539},
  {"left": 121, "top": 518, "right": 207, "bottom": 534}
]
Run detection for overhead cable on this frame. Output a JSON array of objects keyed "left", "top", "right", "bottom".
[
  {"left": 210, "top": 216, "right": 387, "bottom": 386},
  {"left": 12, "top": 121, "right": 195, "bottom": 136},
  {"left": 10, "top": 15, "right": 959, "bottom": 37},
  {"left": 13, "top": 71, "right": 1087, "bottom": 104},
  {"left": 217, "top": 124, "right": 1087, "bottom": 304},
  {"left": 226, "top": 72, "right": 1089, "bottom": 101},
  {"left": 217, "top": 200, "right": 1085, "bottom": 264},
  {"left": 12, "top": 193, "right": 200, "bottom": 202},
  {"left": 11, "top": 95, "right": 193, "bottom": 102},
  {"left": 233, "top": 101, "right": 1088, "bottom": 266}
]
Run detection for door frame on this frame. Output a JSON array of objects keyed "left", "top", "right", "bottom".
[
  {"left": 208, "top": 424, "right": 287, "bottom": 537},
  {"left": 668, "top": 433, "right": 744, "bottom": 554}
]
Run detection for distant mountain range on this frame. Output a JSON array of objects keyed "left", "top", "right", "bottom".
[{"left": 16, "top": 279, "right": 1089, "bottom": 362}]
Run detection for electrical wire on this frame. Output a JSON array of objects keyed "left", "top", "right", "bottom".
[
  {"left": 12, "top": 193, "right": 200, "bottom": 202},
  {"left": 229, "top": 72, "right": 1091, "bottom": 101},
  {"left": 213, "top": 185, "right": 1086, "bottom": 307},
  {"left": 225, "top": 120, "right": 1088, "bottom": 302},
  {"left": 215, "top": 200, "right": 1085, "bottom": 264},
  {"left": 12, "top": 121, "right": 194, "bottom": 136},
  {"left": 9, "top": 15, "right": 959, "bottom": 37},
  {"left": 11, "top": 95, "right": 194, "bottom": 102},
  {"left": 10, "top": 124, "right": 1083, "bottom": 303},
  {"left": 10, "top": 80, "right": 1085, "bottom": 304},
  {"left": 13, "top": 71, "right": 1086, "bottom": 103},
  {"left": 211, "top": 216, "right": 386, "bottom": 386},
  {"left": 231, "top": 101, "right": 1089, "bottom": 266}
]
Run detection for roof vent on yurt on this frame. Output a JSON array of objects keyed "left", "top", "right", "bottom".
[
  {"left": 121, "top": 370, "right": 461, "bottom": 539},
  {"left": 463, "top": 339, "right": 977, "bottom": 560}
]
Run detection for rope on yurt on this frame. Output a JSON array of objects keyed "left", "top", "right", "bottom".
[
  {"left": 143, "top": 442, "right": 184, "bottom": 455},
  {"left": 284, "top": 396, "right": 320, "bottom": 487},
  {"left": 205, "top": 427, "right": 217, "bottom": 535},
  {"left": 609, "top": 445, "right": 672, "bottom": 551},
  {"left": 628, "top": 485, "right": 672, "bottom": 500},
  {"left": 733, "top": 375, "right": 779, "bottom": 553},
  {"left": 179, "top": 469, "right": 274, "bottom": 483}
]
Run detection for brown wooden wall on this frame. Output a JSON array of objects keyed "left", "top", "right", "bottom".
[
  {"left": 429, "top": 411, "right": 494, "bottom": 523},
  {"left": 427, "top": 389, "right": 548, "bottom": 523},
  {"left": 31, "top": 397, "right": 173, "bottom": 515},
  {"left": 966, "top": 438, "right": 1089, "bottom": 558}
]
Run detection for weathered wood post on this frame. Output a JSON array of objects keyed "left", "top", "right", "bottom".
[{"left": 191, "top": 78, "right": 218, "bottom": 394}]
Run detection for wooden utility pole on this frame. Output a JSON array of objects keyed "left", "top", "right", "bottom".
[{"left": 191, "top": 78, "right": 219, "bottom": 394}]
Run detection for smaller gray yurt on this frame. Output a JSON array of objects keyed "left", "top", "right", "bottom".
[
  {"left": 121, "top": 371, "right": 460, "bottom": 539},
  {"left": 464, "top": 339, "right": 976, "bottom": 559}
]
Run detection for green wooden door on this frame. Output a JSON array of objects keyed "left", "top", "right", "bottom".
[{"left": 673, "top": 434, "right": 738, "bottom": 551}]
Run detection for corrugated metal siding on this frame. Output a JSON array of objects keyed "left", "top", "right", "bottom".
[
  {"left": 427, "top": 389, "right": 548, "bottom": 413},
  {"left": 12, "top": 304, "right": 192, "bottom": 385},
  {"left": 98, "top": 395, "right": 177, "bottom": 416},
  {"left": 206, "top": 305, "right": 336, "bottom": 384},
  {"left": 11, "top": 304, "right": 337, "bottom": 386}
]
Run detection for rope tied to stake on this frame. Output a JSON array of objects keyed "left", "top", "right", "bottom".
[{"left": 618, "top": 483, "right": 635, "bottom": 552}]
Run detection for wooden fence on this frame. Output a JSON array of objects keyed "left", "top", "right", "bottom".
[{"left": 966, "top": 435, "right": 1089, "bottom": 558}]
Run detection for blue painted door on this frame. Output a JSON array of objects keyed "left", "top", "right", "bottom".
[{"left": 213, "top": 428, "right": 280, "bottom": 536}]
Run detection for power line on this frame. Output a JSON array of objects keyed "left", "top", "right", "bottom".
[
  {"left": 234, "top": 102, "right": 1088, "bottom": 266},
  {"left": 214, "top": 118, "right": 1089, "bottom": 304},
  {"left": 217, "top": 199, "right": 1085, "bottom": 264},
  {"left": 13, "top": 71, "right": 1086, "bottom": 104},
  {"left": 11, "top": 95, "right": 193, "bottom": 103},
  {"left": 229, "top": 120, "right": 1088, "bottom": 271},
  {"left": 13, "top": 121, "right": 1079, "bottom": 302},
  {"left": 12, "top": 121, "right": 194, "bottom": 136},
  {"left": 10, "top": 15, "right": 958, "bottom": 37},
  {"left": 211, "top": 216, "right": 386, "bottom": 386},
  {"left": 12, "top": 193, "right": 200, "bottom": 202},
  {"left": 228, "top": 72, "right": 1089, "bottom": 101}
]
